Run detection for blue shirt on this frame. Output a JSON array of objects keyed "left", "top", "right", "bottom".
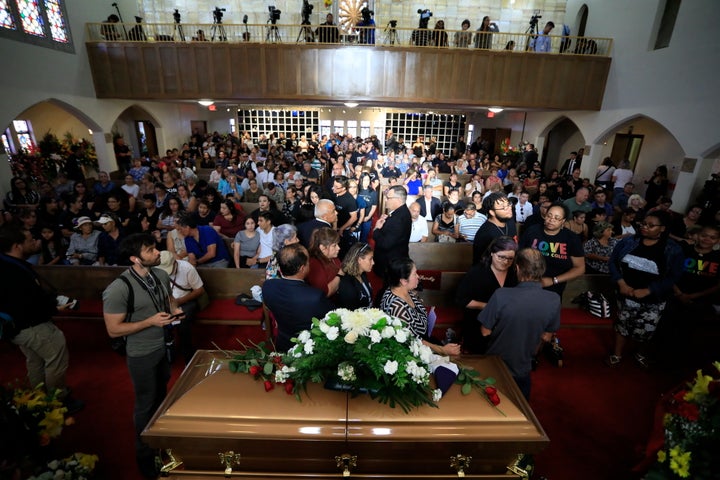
[{"left": 184, "top": 226, "right": 231, "bottom": 264}]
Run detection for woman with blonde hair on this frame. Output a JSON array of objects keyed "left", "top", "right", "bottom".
[{"left": 307, "top": 227, "right": 342, "bottom": 297}]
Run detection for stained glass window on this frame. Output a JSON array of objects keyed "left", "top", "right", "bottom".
[
  {"left": 43, "top": 0, "right": 66, "bottom": 42},
  {"left": 17, "top": 0, "right": 45, "bottom": 37},
  {"left": 0, "top": 0, "right": 72, "bottom": 51},
  {"left": 0, "top": 0, "right": 17, "bottom": 29}
]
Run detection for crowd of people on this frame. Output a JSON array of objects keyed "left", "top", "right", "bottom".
[{"left": 2, "top": 127, "right": 719, "bottom": 477}]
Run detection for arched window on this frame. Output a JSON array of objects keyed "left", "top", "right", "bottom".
[{"left": 0, "top": 0, "right": 73, "bottom": 52}]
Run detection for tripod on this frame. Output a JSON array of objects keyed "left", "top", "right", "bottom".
[
  {"left": 296, "top": 20, "right": 315, "bottom": 43},
  {"left": 524, "top": 21, "right": 540, "bottom": 51},
  {"left": 211, "top": 20, "right": 227, "bottom": 41},
  {"left": 266, "top": 21, "right": 281, "bottom": 42},
  {"left": 173, "top": 22, "right": 185, "bottom": 41},
  {"left": 383, "top": 24, "right": 398, "bottom": 45}
]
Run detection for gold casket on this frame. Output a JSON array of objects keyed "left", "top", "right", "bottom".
[{"left": 143, "top": 351, "right": 548, "bottom": 479}]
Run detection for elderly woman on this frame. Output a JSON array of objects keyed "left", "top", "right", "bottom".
[
  {"left": 380, "top": 258, "right": 461, "bottom": 356},
  {"left": 335, "top": 242, "right": 375, "bottom": 309},
  {"left": 66, "top": 216, "right": 100, "bottom": 265},
  {"left": 456, "top": 236, "right": 518, "bottom": 353},
  {"left": 583, "top": 221, "right": 618, "bottom": 274},
  {"left": 307, "top": 227, "right": 342, "bottom": 297},
  {"left": 605, "top": 211, "right": 684, "bottom": 368},
  {"left": 265, "top": 223, "right": 298, "bottom": 279}
]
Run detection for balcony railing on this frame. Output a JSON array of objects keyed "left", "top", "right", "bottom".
[{"left": 86, "top": 22, "right": 612, "bottom": 57}]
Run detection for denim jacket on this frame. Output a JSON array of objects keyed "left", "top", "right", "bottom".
[{"left": 609, "top": 235, "right": 684, "bottom": 300}]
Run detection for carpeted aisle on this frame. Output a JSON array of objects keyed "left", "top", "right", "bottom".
[{"left": 0, "top": 315, "right": 703, "bottom": 480}]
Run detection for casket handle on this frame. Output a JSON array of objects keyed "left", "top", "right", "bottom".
[
  {"left": 335, "top": 453, "right": 358, "bottom": 477},
  {"left": 159, "top": 449, "right": 183, "bottom": 476},
  {"left": 218, "top": 451, "right": 242, "bottom": 477},
  {"left": 450, "top": 454, "right": 472, "bottom": 477}
]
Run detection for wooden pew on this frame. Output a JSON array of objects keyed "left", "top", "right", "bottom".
[
  {"left": 34, "top": 265, "right": 266, "bottom": 326},
  {"left": 408, "top": 242, "right": 473, "bottom": 271}
]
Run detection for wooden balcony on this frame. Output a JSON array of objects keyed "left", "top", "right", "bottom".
[{"left": 85, "top": 23, "right": 612, "bottom": 111}]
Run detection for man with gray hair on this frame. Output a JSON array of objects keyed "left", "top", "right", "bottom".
[
  {"left": 372, "top": 185, "right": 411, "bottom": 277},
  {"left": 478, "top": 248, "right": 560, "bottom": 399},
  {"left": 297, "top": 198, "right": 337, "bottom": 248}
]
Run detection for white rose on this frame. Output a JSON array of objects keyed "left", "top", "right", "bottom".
[
  {"left": 394, "top": 329, "right": 408, "bottom": 344},
  {"left": 383, "top": 360, "right": 399, "bottom": 375},
  {"left": 319, "top": 322, "right": 330, "bottom": 333},
  {"left": 303, "top": 339, "right": 315, "bottom": 354},
  {"left": 370, "top": 330, "right": 382, "bottom": 344},
  {"left": 432, "top": 388, "right": 443, "bottom": 402},
  {"left": 344, "top": 331, "right": 359, "bottom": 344},
  {"left": 326, "top": 326, "right": 339, "bottom": 341},
  {"left": 298, "top": 330, "right": 311, "bottom": 343},
  {"left": 381, "top": 326, "right": 395, "bottom": 338}
]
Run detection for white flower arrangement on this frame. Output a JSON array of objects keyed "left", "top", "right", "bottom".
[{"left": 287, "top": 308, "right": 439, "bottom": 412}]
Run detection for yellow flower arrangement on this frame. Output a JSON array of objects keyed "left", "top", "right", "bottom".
[{"left": 647, "top": 361, "right": 720, "bottom": 480}]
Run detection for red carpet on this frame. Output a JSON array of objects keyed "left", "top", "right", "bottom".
[{"left": 0, "top": 316, "right": 708, "bottom": 480}]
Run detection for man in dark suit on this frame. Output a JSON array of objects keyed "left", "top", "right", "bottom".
[
  {"left": 297, "top": 199, "right": 336, "bottom": 248},
  {"left": 560, "top": 151, "right": 581, "bottom": 177},
  {"left": 372, "top": 185, "right": 411, "bottom": 278},
  {"left": 415, "top": 184, "right": 442, "bottom": 221},
  {"left": 262, "top": 244, "right": 335, "bottom": 352}
]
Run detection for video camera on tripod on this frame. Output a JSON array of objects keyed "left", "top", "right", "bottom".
[
  {"left": 268, "top": 6, "right": 281, "bottom": 24},
  {"left": 213, "top": 6, "right": 226, "bottom": 24},
  {"left": 386, "top": 19, "right": 397, "bottom": 30},
  {"left": 301, "top": 0, "right": 313, "bottom": 24},
  {"left": 529, "top": 10, "right": 542, "bottom": 27}
]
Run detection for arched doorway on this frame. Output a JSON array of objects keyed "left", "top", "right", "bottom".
[
  {"left": 539, "top": 116, "right": 586, "bottom": 175},
  {"left": 113, "top": 105, "right": 162, "bottom": 160}
]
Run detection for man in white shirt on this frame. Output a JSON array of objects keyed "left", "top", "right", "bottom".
[
  {"left": 416, "top": 184, "right": 442, "bottom": 222},
  {"left": 457, "top": 202, "right": 486, "bottom": 242},
  {"left": 514, "top": 191, "right": 534, "bottom": 225},
  {"left": 256, "top": 212, "right": 275, "bottom": 267},
  {"left": 255, "top": 162, "right": 272, "bottom": 188},
  {"left": 408, "top": 202, "right": 428, "bottom": 242},
  {"left": 157, "top": 250, "right": 206, "bottom": 364}
]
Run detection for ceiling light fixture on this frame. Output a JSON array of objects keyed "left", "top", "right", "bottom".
[
  {"left": 198, "top": 100, "right": 214, "bottom": 107},
  {"left": 344, "top": 102, "right": 359, "bottom": 108},
  {"left": 488, "top": 107, "right": 504, "bottom": 113}
]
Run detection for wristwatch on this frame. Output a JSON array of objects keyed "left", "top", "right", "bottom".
[{"left": 552, "top": 276, "right": 559, "bottom": 285}]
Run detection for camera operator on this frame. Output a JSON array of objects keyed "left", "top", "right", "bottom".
[
  {"left": 411, "top": 9, "right": 432, "bottom": 46},
  {"left": 530, "top": 20, "right": 555, "bottom": 52},
  {"left": 357, "top": 7, "right": 375, "bottom": 45},
  {"left": 316, "top": 12, "right": 339, "bottom": 43}
]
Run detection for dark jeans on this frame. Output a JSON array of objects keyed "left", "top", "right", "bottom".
[
  {"left": 513, "top": 374, "right": 531, "bottom": 401},
  {"left": 127, "top": 347, "right": 170, "bottom": 470},
  {"left": 179, "top": 300, "right": 198, "bottom": 364}
]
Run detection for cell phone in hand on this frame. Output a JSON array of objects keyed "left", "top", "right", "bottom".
[{"left": 168, "top": 313, "right": 182, "bottom": 325}]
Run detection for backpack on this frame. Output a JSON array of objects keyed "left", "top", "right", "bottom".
[{"left": 109, "top": 275, "right": 134, "bottom": 355}]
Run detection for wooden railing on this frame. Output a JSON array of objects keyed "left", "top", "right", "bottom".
[{"left": 85, "top": 22, "right": 612, "bottom": 57}]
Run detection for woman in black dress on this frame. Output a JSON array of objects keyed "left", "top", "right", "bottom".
[
  {"left": 335, "top": 242, "right": 375, "bottom": 310},
  {"left": 456, "top": 236, "right": 518, "bottom": 353}
]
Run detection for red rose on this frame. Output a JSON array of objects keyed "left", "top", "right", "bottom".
[
  {"left": 489, "top": 394, "right": 501, "bottom": 406},
  {"left": 273, "top": 356, "right": 283, "bottom": 364},
  {"left": 677, "top": 402, "right": 700, "bottom": 422},
  {"left": 485, "top": 386, "right": 497, "bottom": 396},
  {"left": 249, "top": 365, "right": 261, "bottom": 376},
  {"left": 284, "top": 381, "right": 294, "bottom": 395},
  {"left": 264, "top": 380, "right": 274, "bottom": 392}
]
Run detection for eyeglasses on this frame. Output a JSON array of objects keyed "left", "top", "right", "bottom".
[
  {"left": 638, "top": 222, "right": 662, "bottom": 228},
  {"left": 494, "top": 253, "right": 515, "bottom": 262}
]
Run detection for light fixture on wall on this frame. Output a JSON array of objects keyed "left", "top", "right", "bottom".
[
  {"left": 198, "top": 99, "right": 214, "bottom": 107},
  {"left": 344, "top": 102, "right": 359, "bottom": 108},
  {"left": 488, "top": 107, "right": 504, "bottom": 113}
]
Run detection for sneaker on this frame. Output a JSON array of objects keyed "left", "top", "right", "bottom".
[
  {"left": 634, "top": 352, "right": 651, "bottom": 369},
  {"left": 604, "top": 354, "right": 622, "bottom": 367}
]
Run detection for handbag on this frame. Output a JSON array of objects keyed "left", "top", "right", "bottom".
[{"left": 574, "top": 291, "right": 612, "bottom": 318}]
